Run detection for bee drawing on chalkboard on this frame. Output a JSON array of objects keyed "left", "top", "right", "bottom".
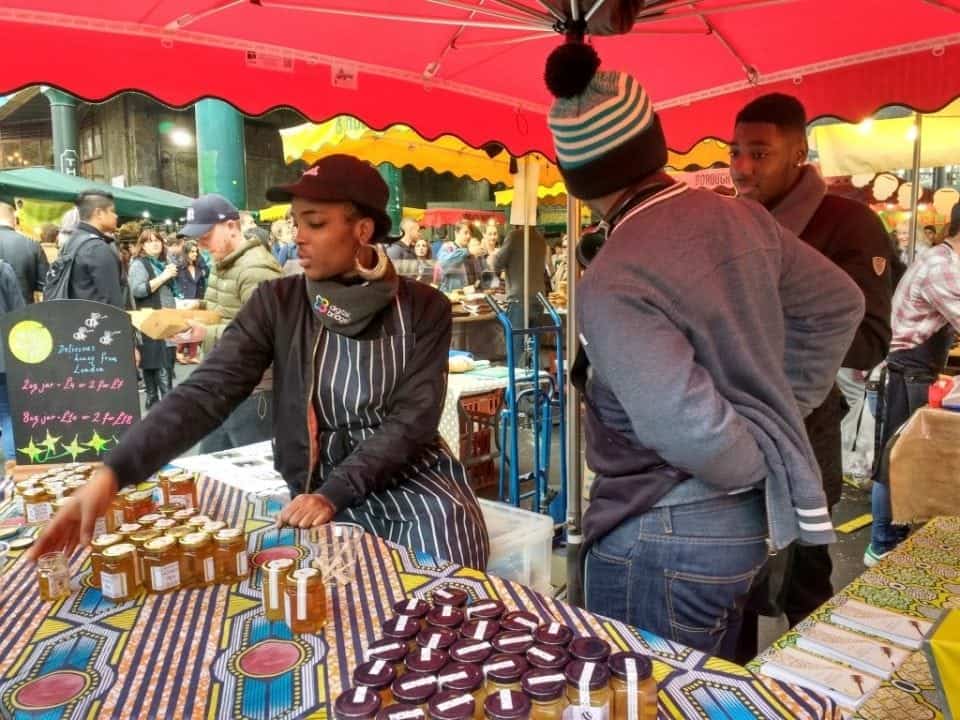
[
  {"left": 84, "top": 312, "right": 107, "bottom": 329},
  {"left": 99, "top": 330, "right": 122, "bottom": 346},
  {"left": 73, "top": 327, "right": 91, "bottom": 342}
]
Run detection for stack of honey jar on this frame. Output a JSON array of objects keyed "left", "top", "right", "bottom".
[
  {"left": 32, "top": 467, "right": 251, "bottom": 604},
  {"left": 260, "top": 557, "right": 327, "bottom": 635},
  {"left": 13, "top": 463, "right": 97, "bottom": 527},
  {"left": 334, "top": 589, "right": 658, "bottom": 720}
]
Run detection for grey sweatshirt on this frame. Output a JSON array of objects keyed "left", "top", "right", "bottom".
[{"left": 578, "top": 183, "right": 864, "bottom": 550}]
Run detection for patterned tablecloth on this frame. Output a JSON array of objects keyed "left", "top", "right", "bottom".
[
  {"left": 0, "top": 468, "right": 839, "bottom": 720},
  {"left": 750, "top": 516, "right": 960, "bottom": 719}
]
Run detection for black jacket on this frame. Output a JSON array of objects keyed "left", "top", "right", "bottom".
[
  {"left": 68, "top": 223, "right": 125, "bottom": 309},
  {"left": 0, "top": 225, "right": 48, "bottom": 304},
  {"left": 799, "top": 194, "right": 893, "bottom": 506},
  {"left": 105, "top": 275, "right": 453, "bottom": 511}
]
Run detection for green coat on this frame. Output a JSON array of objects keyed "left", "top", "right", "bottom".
[{"left": 203, "top": 238, "right": 282, "bottom": 353}]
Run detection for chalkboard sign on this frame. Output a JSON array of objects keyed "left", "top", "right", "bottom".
[{"left": 2, "top": 300, "right": 141, "bottom": 465}]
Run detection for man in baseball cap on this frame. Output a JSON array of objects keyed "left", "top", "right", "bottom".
[{"left": 180, "top": 194, "right": 242, "bottom": 261}]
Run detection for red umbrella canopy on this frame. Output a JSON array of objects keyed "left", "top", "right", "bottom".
[{"left": 2, "top": 0, "right": 960, "bottom": 154}]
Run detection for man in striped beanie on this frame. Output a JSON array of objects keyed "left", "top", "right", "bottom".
[{"left": 546, "top": 42, "right": 865, "bottom": 659}]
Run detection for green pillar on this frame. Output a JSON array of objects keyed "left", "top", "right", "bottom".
[
  {"left": 194, "top": 99, "right": 247, "bottom": 208},
  {"left": 42, "top": 88, "right": 79, "bottom": 175},
  {"left": 377, "top": 163, "right": 403, "bottom": 233}
]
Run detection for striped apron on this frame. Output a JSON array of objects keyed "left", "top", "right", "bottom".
[{"left": 315, "top": 294, "right": 490, "bottom": 571}]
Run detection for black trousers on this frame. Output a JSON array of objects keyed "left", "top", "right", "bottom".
[{"left": 143, "top": 367, "right": 173, "bottom": 408}]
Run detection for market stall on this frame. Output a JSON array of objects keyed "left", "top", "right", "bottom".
[{"left": 0, "top": 457, "right": 840, "bottom": 720}]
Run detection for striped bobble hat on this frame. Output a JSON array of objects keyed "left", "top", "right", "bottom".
[{"left": 545, "top": 42, "right": 667, "bottom": 200}]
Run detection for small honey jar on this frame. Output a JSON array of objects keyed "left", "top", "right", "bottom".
[
  {"left": 157, "top": 504, "right": 183, "bottom": 518},
  {"left": 202, "top": 520, "right": 227, "bottom": 535},
  {"left": 129, "top": 529, "right": 162, "bottom": 584},
  {"left": 100, "top": 543, "right": 140, "bottom": 602},
  {"left": 108, "top": 489, "right": 131, "bottom": 530},
  {"left": 123, "top": 489, "right": 156, "bottom": 523},
  {"left": 22, "top": 487, "right": 53, "bottom": 525},
  {"left": 284, "top": 567, "right": 327, "bottom": 634},
  {"left": 262, "top": 558, "right": 294, "bottom": 621},
  {"left": 179, "top": 532, "right": 216, "bottom": 587},
  {"left": 172, "top": 508, "right": 199, "bottom": 524},
  {"left": 90, "top": 533, "right": 122, "bottom": 588},
  {"left": 13, "top": 480, "right": 37, "bottom": 515},
  {"left": 36, "top": 551, "right": 71, "bottom": 602},
  {"left": 137, "top": 513, "right": 163, "bottom": 528},
  {"left": 116, "top": 523, "right": 142, "bottom": 541},
  {"left": 214, "top": 528, "right": 248, "bottom": 584},
  {"left": 165, "top": 525, "right": 192, "bottom": 542},
  {"left": 186, "top": 514, "right": 212, "bottom": 529},
  {"left": 161, "top": 472, "right": 198, "bottom": 510},
  {"left": 143, "top": 536, "right": 182, "bottom": 593},
  {"left": 153, "top": 518, "right": 178, "bottom": 533}
]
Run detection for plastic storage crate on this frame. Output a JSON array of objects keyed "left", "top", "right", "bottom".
[
  {"left": 458, "top": 390, "right": 503, "bottom": 491},
  {"left": 479, "top": 498, "right": 554, "bottom": 594}
]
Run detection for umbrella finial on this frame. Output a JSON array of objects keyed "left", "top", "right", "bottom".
[{"left": 544, "top": 40, "right": 600, "bottom": 99}]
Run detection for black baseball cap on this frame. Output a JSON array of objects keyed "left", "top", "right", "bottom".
[
  {"left": 266, "top": 155, "right": 393, "bottom": 239},
  {"left": 180, "top": 194, "right": 241, "bottom": 238}
]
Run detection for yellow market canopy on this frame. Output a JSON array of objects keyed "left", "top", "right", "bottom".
[{"left": 811, "top": 99, "right": 960, "bottom": 176}]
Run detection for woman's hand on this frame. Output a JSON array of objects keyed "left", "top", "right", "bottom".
[
  {"left": 276, "top": 493, "right": 336, "bottom": 528},
  {"left": 27, "top": 467, "right": 119, "bottom": 562}
]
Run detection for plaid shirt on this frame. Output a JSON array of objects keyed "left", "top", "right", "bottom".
[{"left": 890, "top": 241, "right": 960, "bottom": 351}]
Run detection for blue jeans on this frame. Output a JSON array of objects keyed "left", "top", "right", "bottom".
[
  {"left": 585, "top": 490, "right": 768, "bottom": 660},
  {"left": 200, "top": 391, "right": 273, "bottom": 453},
  {"left": 870, "top": 481, "right": 909, "bottom": 553},
  {"left": 0, "top": 373, "right": 13, "bottom": 460}
]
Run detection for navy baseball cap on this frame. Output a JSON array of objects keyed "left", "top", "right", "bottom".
[{"left": 180, "top": 194, "right": 241, "bottom": 238}]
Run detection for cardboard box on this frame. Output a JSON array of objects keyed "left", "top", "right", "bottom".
[
  {"left": 129, "top": 308, "right": 221, "bottom": 340},
  {"left": 924, "top": 609, "right": 960, "bottom": 720},
  {"left": 889, "top": 407, "right": 960, "bottom": 523}
]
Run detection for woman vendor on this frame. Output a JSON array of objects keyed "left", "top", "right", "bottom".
[{"left": 29, "top": 154, "right": 490, "bottom": 570}]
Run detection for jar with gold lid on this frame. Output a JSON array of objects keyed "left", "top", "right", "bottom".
[
  {"left": 172, "top": 507, "right": 199, "bottom": 524},
  {"left": 116, "top": 522, "right": 142, "bottom": 541},
  {"left": 143, "top": 536, "right": 182, "bottom": 593},
  {"left": 202, "top": 520, "right": 227, "bottom": 535},
  {"left": 129, "top": 529, "right": 161, "bottom": 585},
  {"left": 180, "top": 532, "right": 216, "bottom": 587},
  {"left": 153, "top": 518, "right": 178, "bottom": 533},
  {"left": 123, "top": 489, "right": 156, "bottom": 523},
  {"left": 186, "top": 514, "right": 212, "bottom": 529},
  {"left": 157, "top": 503, "right": 182, "bottom": 518},
  {"left": 162, "top": 472, "right": 198, "bottom": 510},
  {"left": 100, "top": 543, "right": 140, "bottom": 602},
  {"left": 36, "top": 550, "right": 71, "bottom": 601},
  {"left": 214, "top": 528, "right": 248, "bottom": 584},
  {"left": 262, "top": 558, "right": 294, "bottom": 621},
  {"left": 165, "top": 525, "right": 192, "bottom": 542},
  {"left": 22, "top": 487, "right": 53, "bottom": 525},
  {"left": 14, "top": 480, "right": 37, "bottom": 515},
  {"left": 90, "top": 533, "right": 122, "bottom": 588},
  {"left": 108, "top": 489, "right": 130, "bottom": 531},
  {"left": 284, "top": 567, "right": 327, "bottom": 634},
  {"left": 137, "top": 513, "right": 163, "bottom": 528}
]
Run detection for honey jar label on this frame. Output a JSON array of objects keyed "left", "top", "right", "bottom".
[
  {"left": 25, "top": 502, "right": 52, "bottom": 524},
  {"left": 203, "top": 558, "right": 216, "bottom": 583},
  {"left": 514, "top": 616, "right": 539, "bottom": 630},
  {"left": 46, "top": 571, "right": 69, "bottom": 599},
  {"left": 112, "top": 509, "right": 125, "bottom": 528},
  {"left": 625, "top": 659, "right": 638, "bottom": 720},
  {"left": 437, "top": 694, "right": 473, "bottom": 712},
  {"left": 562, "top": 706, "right": 608, "bottom": 720},
  {"left": 94, "top": 517, "right": 107, "bottom": 538},
  {"left": 170, "top": 494, "right": 194, "bottom": 509},
  {"left": 236, "top": 552, "right": 249, "bottom": 577},
  {"left": 151, "top": 562, "right": 181, "bottom": 591},
  {"left": 526, "top": 674, "right": 565, "bottom": 685},
  {"left": 101, "top": 571, "right": 128, "bottom": 600},
  {"left": 498, "top": 634, "right": 533, "bottom": 647}
]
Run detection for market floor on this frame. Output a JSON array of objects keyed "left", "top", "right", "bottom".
[{"left": 159, "top": 362, "right": 876, "bottom": 654}]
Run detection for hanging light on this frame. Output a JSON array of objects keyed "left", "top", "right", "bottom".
[
  {"left": 906, "top": 125, "right": 919, "bottom": 142},
  {"left": 857, "top": 118, "right": 873, "bottom": 134}
]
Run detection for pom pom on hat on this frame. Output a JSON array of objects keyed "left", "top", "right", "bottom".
[{"left": 544, "top": 42, "right": 601, "bottom": 99}]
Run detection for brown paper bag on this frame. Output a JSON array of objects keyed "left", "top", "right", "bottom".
[
  {"left": 129, "top": 308, "right": 221, "bottom": 340},
  {"left": 890, "top": 407, "right": 960, "bottom": 523}
]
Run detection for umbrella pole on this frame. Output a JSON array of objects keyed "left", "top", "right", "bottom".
[
  {"left": 565, "top": 194, "right": 584, "bottom": 607},
  {"left": 908, "top": 113, "right": 924, "bottom": 264},
  {"left": 523, "top": 224, "right": 531, "bottom": 332}
]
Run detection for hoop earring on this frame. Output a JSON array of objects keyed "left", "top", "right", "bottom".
[{"left": 354, "top": 244, "right": 389, "bottom": 280}]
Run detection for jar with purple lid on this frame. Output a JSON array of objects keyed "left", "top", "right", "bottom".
[
  {"left": 465, "top": 599, "right": 505, "bottom": 621},
  {"left": 437, "top": 662, "right": 484, "bottom": 694},
  {"left": 608, "top": 652, "right": 658, "bottom": 720},
  {"left": 521, "top": 669, "right": 566, "bottom": 720},
  {"left": 483, "top": 689, "right": 531, "bottom": 720},
  {"left": 418, "top": 626, "right": 459, "bottom": 651},
  {"left": 406, "top": 646, "right": 450, "bottom": 675},
  {"left": 449, "top": 638, "right": 494, "bottom": 665},
  {"left": 525, "top": 644, "right": 569, "bottom": 671},
  {"left": 532, "top": 622, "right": 573, "bottom": 648},
  {"left": 395, "top": 598, "right": 432, "bottom": 626},
  {"left": 432, "top": 587, "right": 468, "bottom": 608},
  {"left": 428, "top": 690, "right": 477, "bottom": 720},
  {"left": 427, "top": 604, "right": 465, "bottom": 630},
  {"left": 376, "top": 703, "right": 426, "bottom": 720},
  {"left": 499, "top": 611, "right": 540, "bottom": 633},
  {"left": 366, "top": 638, "right": 410, "bottom": 675},
  {"left": 383, "top": 615, "right": 422, "bottom": 652},
  {"left": 482, "top": 654, "right": 529, "bottom": 693},
  {"left": 460, "top": 620, "right": 500, "bottom": 643},
  {"left": 564, "top": 661, "right": 611, "bottom": 717},
  {"left": 354, "top": 658, "right": 399, "bottom": 704},
  {"left": 491, "top": 632, "right": 535, "bottom": 655},
  {"left": 392, "top": 671, "right": 439, "bottom": 710},
  {"left": 568, "top": 637, "right": 611, "bottom": 664},
  {"left": 335, "top": 685, "right": 382, "bottom": 720}
]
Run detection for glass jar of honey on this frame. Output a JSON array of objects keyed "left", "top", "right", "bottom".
[
  {"left": 391, "top": 671, "right": 438, "bottom": 711},
  {"left": 521, "top": 670, "right": 566, "bottom": 720},
  {"left": 483, "top": 689, "right": 531, "bottom": 720},
  {"left": 116, "top": 523, "right": 142, "bottom": 541},
  {"left": 202, "top": 520, "right": 227, "bottom": 535},
  {"left": 36, "top": 551, "right": 71, "bottom": 601},
  {"left": 427, "top": 604, "right": 465, "bottom": 631},
  {"left": 335, "top": 685, "right": 382, "bottom": 720},
  {"left": 608, "top": 653, "right": 657, "bottom": 720},
  {"left": 383, "top": 614, "right": 421, "bottom": 653},
  {"left": 354, "top": 658, "right": 398, "bottom": 705},
  {"left": 450, "top": 639, "right": 494, "bottom": 665},
  {"left": 394, "top": 598, "right": 431, "bottom": 629},
  {"left": 568, "top": 638, "right": 611, "bottom": 665},
  {"left": 123, "top": 489, "right": 156, "bottom": 523},
  {"left": 499, "top": 612, "right": 540, "bottom": 634},
  {"left": 180, "top": 532, "right": 216, "bottom": 587},
  {"left": 100, "top": 543, "right": 140, "bottom": 602},
  {"left": 483, "top": 654, "right": 529, "bottom": 694},
  {"left": 22, "top": 487, "right": 53, "bottom": 525},
  {"left": 162, "top": 472, "right": 198, "bottom": 510},
  {"left": 466, "top": 600, "right": 506, "bottom": 622},
  {"left": 165, "top": 525, "right": 192, "bottom": 542},
  {"left": 433, "top": 587, "right": 468, "bottom": 608},
  {"left": 262, "top": 558, "right": 294, "bottom": 621},
  {"left": 14, "top": 480, "right": 37, "bottom": 515},
  {"left": 143, "top": 535, "right": 182, "bottom": 593},
  {"left": 417, "top": 627, "right": 458, "bottom": 652},
  {"left": 90, "top": 533, "right": 122, "bottom": 588},
  {"left": 430, "top": 690, "right": 477, "bottom": 720},
  {"left": 376, "top": 704, "right": 425, "bottom": 720},
  {"left": 563, "top": 662, "right": 611, "bottom": 720},
  {"left": 437, "top": 662, "right": 484, "bottom": 710},
  {"left": 137, "top": 513, "right": 163, "bottom": 528},
  {"left": 533, "top": 623, "right": 573, "bottom": 649},
  {"left": 172, "top": 508, "right": 199, "bottom": 524},
  {"left": 157, "top": 504, "right": 182, "bottom": 518},
  {"left": 525, "top": 645, "right": 569, "bottom": 672},
  {"left": 492, "top": 632, "right": 535, "bottom": 656},
  {"left": 108, "top": 490, "right": 130, "bottom": 531},
  {"left": 365, "top": 638, "right": 409, "bottom": 677},
  {"left": 462, "top": 621, "right": 500, "bottom": 644},
  {"left": 405, "top": 646, "right": 448, "bottom": 675},
  {"left": 153, "top": 518, "right": 178, "bottom": 533},
  {"left": 284, "top": 567, "right": 327, "bottom": 634},
  {"left": 214, "top": 528, "right": 248, "bottom": 584}
]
